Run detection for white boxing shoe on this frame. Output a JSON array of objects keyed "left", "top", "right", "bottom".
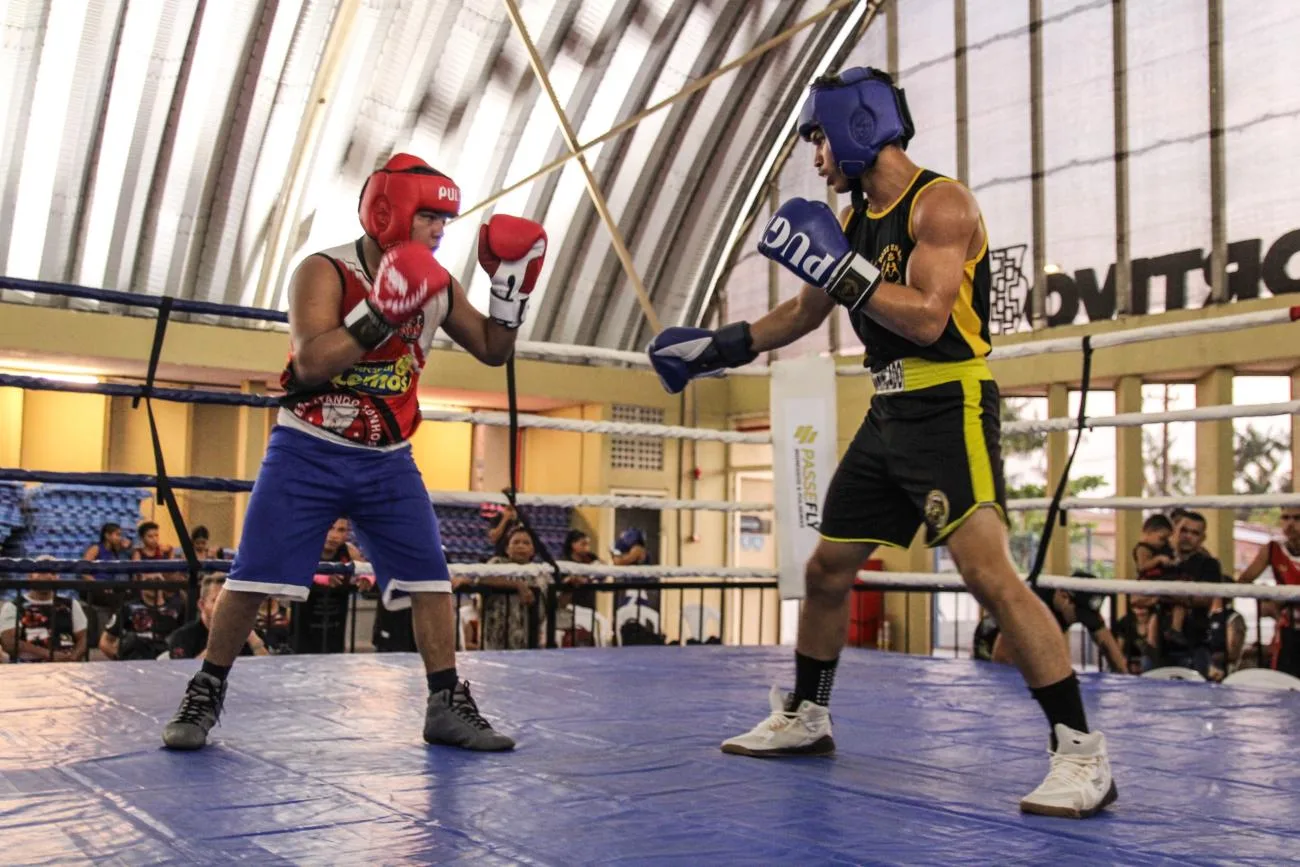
[
  {"left": 1019, "top": 724, "right": 1118, "bottom": 819},
  {"left": 720, "top": 685, "right": 835, "bottom": 757}
]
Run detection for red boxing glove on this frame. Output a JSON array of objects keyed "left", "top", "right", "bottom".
[
  {"left": 478, "top": 214, "right": 547, "bottom": 328},
  {"left": 344, "top": 241, "right": 450, "bottom": 350}
]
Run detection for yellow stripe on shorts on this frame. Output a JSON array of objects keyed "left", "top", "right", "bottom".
[{"left": 960, "top": 378, "right": 996, "bottom": 504}]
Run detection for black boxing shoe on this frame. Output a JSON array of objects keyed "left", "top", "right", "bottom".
[
  {"left": 424, "top": 680, "right": 515, "bottom": 751},
  {"left": 162, "top": 672, "right": 226, "bottom": 751}
]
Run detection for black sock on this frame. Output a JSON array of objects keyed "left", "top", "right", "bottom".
[
  {"left": 427, "top": 667, "right": 458, "bottom": 694},
  {"left": 201, "top": 660, "right": 232, "bottom": 682},
  {"left": 1030, "top": 673, "right": 1089, "bottom": 749},
  {"left": 793, "top": 652, "right": 839, "bottom": 707}
]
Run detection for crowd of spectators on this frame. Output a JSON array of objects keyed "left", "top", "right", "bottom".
[
  {"left": 3, "top": 506, "right": 668, "bottom": 662},
  {"left": 971, "top": 507, "right": 1298, "bottom": 684}
]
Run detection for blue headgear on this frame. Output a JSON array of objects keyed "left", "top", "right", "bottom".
[
  {"left": 797, "top": 67, "right": 914, "bottom": 177},
  {"left": 612, "top": 527, "right": 646, "bottom": 556}
]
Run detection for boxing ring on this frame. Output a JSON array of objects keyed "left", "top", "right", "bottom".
[
  {"left": 5, "top": 647, "right": 1300, "bottom": 863},
  {"left": 4, "top": 280, "right": 1300, "bottom": 862}
]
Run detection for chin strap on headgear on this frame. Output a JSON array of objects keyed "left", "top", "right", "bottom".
[
  {"left": 798, "top": 67, "right": 915, "bottom": 206},
  {"left": 358, "top": 153, "right": 461, "bottom": 250}
]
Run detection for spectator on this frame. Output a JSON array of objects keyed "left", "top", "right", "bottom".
[
  {"left": 167, "top": 575, "right": 268, "bottom": 660},
  {"left": 1132, "top": 514, "right": 1175, "bottom": 576},
  {"left": 987, "top": 573, "right": 1129, "bottom": 674},
  {"left": 133, "top": 521, "right": 185, "bottom": 591},
  {"left": 0, "top": 558, "right": 87, "bottom": 662},
  {"left": 1157, "top": 511, "right": 1225, "bottom": 676},
  {"left": 557, "top": 530, "right": 600, "bottom": 647},
  {"left": 1206, "top": 604, "right": 1247, "bottom": 682},
  {"left": 611, "top": 527, "right": 664, "bottom": 645},
  {"left": 133, "top": 521, "right": 173, "bottom": 562},
  {"left": 255, "top": 597, "right": 294, "bottom": 654},
  {"left": 479, "top": 526, "right": 548, "bottom": 650},
  {"left": 1113, "top": 598, "right": 1160, "bottom": 675},
  {"left": 560, "top": 530, "right": 597, "bottom": 601},
  {"left": 99, "top": 573, "right": 187, "bottom": 660},
  {"left": 1235, "top": 508, "right": 1300, "bottom": 676},
  {"left": 81, "top": 521, "right": 132, "bottom": 641},
  {"left": 295, "top": 517, "right": 365, "bottom": 654},
  {"left": 191, "top": 526, "right": 211, "bottom": 559},
  {"left": 485, "top": 504, "right": 520, "bottom": 557}
]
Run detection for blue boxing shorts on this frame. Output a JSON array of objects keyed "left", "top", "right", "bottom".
[{"left": 225, "top": 426, "right": 450, "bottom": 608}]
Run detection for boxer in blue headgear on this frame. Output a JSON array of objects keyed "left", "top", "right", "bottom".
[
  {"left": 796, "top": 67, "right": 914, "bottom": 210},
  {"left": 648, "top": 65, "right": 1119, "bottom": 820}
]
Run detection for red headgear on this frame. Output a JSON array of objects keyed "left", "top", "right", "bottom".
[{"left": 358, "top": 154, "right": 461, "bottom": 250}]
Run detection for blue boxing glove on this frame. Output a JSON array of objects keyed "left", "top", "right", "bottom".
[
  {"left": 758, "top": 198, "right": 882, "bottom": 311},
  {"left": 646, "top": 322, "right": 758, "bottom": 394}
]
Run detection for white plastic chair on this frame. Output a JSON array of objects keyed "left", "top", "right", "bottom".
[
  {"left": 614, "top": 601, "right": 660, "bottom": 643},
  {"left": 1141, "top": 666, "right": 1206, "bottom": 682},
  {"left": 1222, "top": 668, "right": 1300, "bottom": 692},
  {"left": 679, "top": 604, "right": 722, "bottom": 644},
  {"left": 554, "top": 605, "right": 611, "bottom": 647}
]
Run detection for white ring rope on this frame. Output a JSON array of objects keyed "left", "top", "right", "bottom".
[
  {"left": 430, "top": 490, "right": 771, "bottom": 513},
  {"left": 987, "top": 306, "right": 1299, "bottom": 361},
  {"left": 424, "top": 304, "right": 1296, "bottom": 375},
  {"left": 420, "top": 408, "right": 770, "bottom": 444},
  {"left": 1008, "top": 493, "right": 1300, "bottom": 512},
  {"left": 430, "top": 490, "right": 1299, "bottom": 513},
  {"left": 860, "top": 571, "right": 1300, "bottom": 602},
  {"left": 1003, "top": 400, "right": 1300, "bottom": 435},
  {"left": 446, "top": 561, "right": 1300, "bottom": 603},
  {"left": 427, "top": 400, "right": 1297, "bottom": 446},
  {"left": 440, "top": 488, "right": 1298, "bottom": 514},
  {"left": 450, "top": 562, "right": 779, "bottom": 580}
]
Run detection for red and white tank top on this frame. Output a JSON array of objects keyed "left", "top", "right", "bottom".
[
  {"left": 1269, "top": 541, "right": 1300, "bottom": 587},
  {"left": 278, "top": 239, "right": 452, "bottom": 449},
  {"left": 1268, "top": 540, "right": 1300, "bottom": 630}
]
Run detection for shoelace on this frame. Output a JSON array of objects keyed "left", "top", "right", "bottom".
[
  {"left": 1046, "top": 751, "right": 1098, "bottom": 789},
  {"left": 759, "top": 711, "right": 798, "bottom": 733},
  {"left": 175, "top": 679, "right": 223, "bottom": 725},
  {"left": 450, "top": 683, "right": 493, "bottom": 731}
]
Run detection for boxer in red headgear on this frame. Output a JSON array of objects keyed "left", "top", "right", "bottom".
[{"left": 160, "top": 153, "right": 548, "bottom": 755}]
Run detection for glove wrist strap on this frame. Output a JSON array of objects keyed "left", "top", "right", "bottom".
[
  {"left": 826, "top": 253, "right": 883, "bottom": 312},
  {"left": 489, "top": 293, "right": 525, "bottom": 329},
  {"left": 713, "top": 321, "right": 757, "bottom": 368},
  {"left": 343, "top": 300, "right": 394, "bottom": 350}
]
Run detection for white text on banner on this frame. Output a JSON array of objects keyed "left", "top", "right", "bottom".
[{"left": 770, "top": 355, "right": 838, "bottom": 600}]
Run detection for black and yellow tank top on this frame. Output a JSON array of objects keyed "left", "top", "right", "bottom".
[{"left": 844, "top": 168, "right": 992, "bottom": 373}]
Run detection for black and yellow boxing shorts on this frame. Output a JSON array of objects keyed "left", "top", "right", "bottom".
[{"left": 818, "top": 356, "right": 1007, "bottom": 549}]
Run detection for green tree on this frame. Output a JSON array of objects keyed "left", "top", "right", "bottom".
[
  {"left": 1001, "top": 397, "right": 1046, "bottom": 456},
  {"left": 1234, "top": 425, "right": 1290, "bottom": 521},
  {"left": 1143, "top": 429, "right": 1193, "bottom": 498}
]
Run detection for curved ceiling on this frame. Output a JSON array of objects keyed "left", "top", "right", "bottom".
[{"left": 0, "top": 0, "right": 869, "bottom": 350}]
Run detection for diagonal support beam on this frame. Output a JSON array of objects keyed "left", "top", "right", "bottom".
[
  {"left": 502, "top": 0, "right": 661, "bottom": 334},
  {"left": 472, "top": 0, "right": 860, "bottom": 223}
]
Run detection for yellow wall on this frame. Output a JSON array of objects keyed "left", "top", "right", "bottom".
[
  {"left": 410, "top": 420, "right": 473, "bottom": 492},
  {"left": 106, "top": 396, "right": 193, "bottom": 545},
  {"left": 0, "top": 387, "right": 22, "bottom": 467},
  {"left": 20, "top": 391, "right": 108, "bottom": 472},
  {"left": 189, "top": 404, "right": 242, "bottom": 551}
]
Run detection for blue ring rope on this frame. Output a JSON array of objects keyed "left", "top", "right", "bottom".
[
  {"left": 0, "top": 276, "right": 288, "bottom": 323},
  {"left": 0, "top": 373, "right": 280, "bottom": 408}
]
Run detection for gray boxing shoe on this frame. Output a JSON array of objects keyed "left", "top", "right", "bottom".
[
  {"left": 424, "top": 680, "right": 516, "bottom": 751},
  {"left": 162, "top": 672, "right": 226, "bottom": 751}
]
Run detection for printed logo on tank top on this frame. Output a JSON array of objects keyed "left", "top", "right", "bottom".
[
  {"left": 280, "top": 241, "right": 448, "bottom": 448},
  {"left": 877, "top": 243, "right": 903, "bottom": 282}
]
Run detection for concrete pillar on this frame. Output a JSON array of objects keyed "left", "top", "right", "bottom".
[
  {"left": 1195, "top": 367, "right": 1234, "bottom": 563},
  {"left": 232, "top": 382, "right": 272, "bottom": 546},
  {"left": 1114, "top": 376, "right": 1143, "bottom": 579},
  {"left": 1046, "top": 383, "right": 1070, "bottom": 575},
  {"left": 1292, "top": 368, "right": 1300, "bottom": 494},
  {"left": 877, "top": 530, "right": 932, "bottom": 656}
]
